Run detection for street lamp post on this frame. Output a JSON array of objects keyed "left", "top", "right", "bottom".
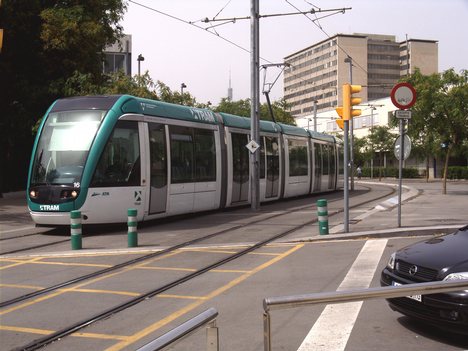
[
  {"left": 137, "top": 54, "right": 144, "bottom": 76},
  {"left": 181, "top": 83, "right": 187, "bottom": 95}
]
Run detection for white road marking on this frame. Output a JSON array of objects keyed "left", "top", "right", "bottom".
[{"left": 297, "top": 239, "right": 388, "bottom": 351}]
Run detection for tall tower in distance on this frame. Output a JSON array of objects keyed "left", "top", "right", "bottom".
[{"left": 227, "top": 70, "right": 233, "bottom": 101}]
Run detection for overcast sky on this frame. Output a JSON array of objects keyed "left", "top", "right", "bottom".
[{"left": 121, "top": 0, "right": 468, "bottom": 105}]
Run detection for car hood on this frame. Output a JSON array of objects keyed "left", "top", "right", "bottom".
[{"left": 396, "top": 226, "right": 468, "bottom": 278}]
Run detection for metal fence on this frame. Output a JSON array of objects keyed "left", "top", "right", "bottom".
[
  {"left": 136, "top": 308, "right": 219, "bottom": 351},
  {"left": 263, "top": 280, "right": 468, "bottom": 351}
]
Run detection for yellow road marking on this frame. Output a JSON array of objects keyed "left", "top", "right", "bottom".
[
  {"left": 0, "top": 257, "right": 43, "bottom": 270},
  {"left": 1, "top": 283, "right": 44, "bottom": 290},
  {"left": 210, "top": 269, "right": 250, "bottom": 273},
  {"left": 182, "top": 248, "right": 238, "bottom": 254},
  {"left": 157, "top": 294, "right": 206, "bottom": 300},
  {"left": 136, "top": 266, "right": 197, "bottom": 272},
  {"left": 105, "top": 243, "right": 304, "bottom": 351},
  {"left": 25, "top": 261, "right": 112, "bottom": 268},
  {"left": 0, "top": 325, "right": 128, "bottom": 341},
  {"left": 68, "top": 288, "right": 141, "bottom": 297},
  {"left": 0, "top": 251, "right": 184, "bottom": 316}
]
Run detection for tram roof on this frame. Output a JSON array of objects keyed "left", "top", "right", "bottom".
[
  {"left": 218, "top": 113, "right": 280, "bottom": 133},
  {"left": 307, "top": 130, "right": 336, "bottom": 143},
  {"left": 124, "top": 96, "right": 219, "bottom": 125},
  {"left": 277, "top": 123, "right": 310, "bottom": 138}
]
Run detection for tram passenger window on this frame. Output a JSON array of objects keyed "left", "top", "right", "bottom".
[
  {"left": 288, "top": 139, "right": 308, "bottom": 177},
  {"left": 194, "top": 129, "right": 216, "bottom": 182},
  {"left": 170, "top": 126, "right": 216, "bottom": 183},
  {"left": 91, "top": 121, "right": 140, "bottom": 187},
  {"left": 170, "top": 126, "right": 194, "bottom": 183}
]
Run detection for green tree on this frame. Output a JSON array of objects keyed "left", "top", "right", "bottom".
[
  {"left": 215, "top": 97, "right": 295, "bottom": 124},
  {"left": 402, "top": 69, "right": 468, "bottom": 193},
  {"left": 214, "top": 98, "right": 251, "bottom": 117},
  {"left": 367, "top": 126, "right": 397, "bottom": 181},
  {"left": 0, "top": 0, "right": 126, "bottom": 194}
]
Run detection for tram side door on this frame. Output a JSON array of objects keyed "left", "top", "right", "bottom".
[
  {"left": 231, "top": 133, "right": 249, "bottom": 203},
  {"left": 313, "top": 142, "right": 321, "bottom": 192},
  {"left": 265, "top": 136, "right": 279, "bottom": 198},
  {"left": 148, "top": 123, "right": 168, "bottom": 214}
]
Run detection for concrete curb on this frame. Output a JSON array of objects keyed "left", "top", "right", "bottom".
[{"left": 289, "top": 224, "right": 463, "bottom": 243}]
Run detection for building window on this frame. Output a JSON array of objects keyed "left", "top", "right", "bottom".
[{"left": 103, "top": 53, "right": 128, "bottom": 75}]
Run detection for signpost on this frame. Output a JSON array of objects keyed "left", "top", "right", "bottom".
[
  {"left": 390, "top": 82, "right": 416, "bottom": 227},
  {"left": 394, "top": 134, "right": 412, "bottom": 161}
]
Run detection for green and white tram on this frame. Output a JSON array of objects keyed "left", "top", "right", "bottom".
[{"left": 27, "top": 95, "right": 342, "bottom": 226}]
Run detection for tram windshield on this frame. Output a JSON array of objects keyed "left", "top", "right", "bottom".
[{"left": 31, "top": 110, "right": 105, "bottom": 186}]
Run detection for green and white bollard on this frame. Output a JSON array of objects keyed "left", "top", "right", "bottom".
[
  {"left": 317, "top": 199, "right": 329, "bottom": 235},
  {"left": 127, "top": 208, "right": 138, "bottom": 248},
  {"left": 70, "top": 210, "right": 82, "bottom": 250}
]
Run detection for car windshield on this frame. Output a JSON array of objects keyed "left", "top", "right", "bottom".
[{"left": 31, "top": 110, "right": 105, "bottom": 186}]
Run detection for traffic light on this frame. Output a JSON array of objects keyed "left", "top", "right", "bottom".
[
  {"left": 343, "top": 84, "right": 362, "bottom": 120},
  {"left": 335, "top": 106, "right": 344, "bottom": 129}
]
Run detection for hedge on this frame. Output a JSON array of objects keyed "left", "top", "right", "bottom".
[{"left": 359, "top": 166, "right": 468, "bottom": 179}]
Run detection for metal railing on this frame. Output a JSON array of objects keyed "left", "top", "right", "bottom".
[
  {"left": 263, "top": 280, "right": 468, "bottom": 351},
  {"left": 136, "top": 308, "right": 219, "bottom": 351}
]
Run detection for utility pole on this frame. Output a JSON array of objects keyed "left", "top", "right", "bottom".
[{"left": 250, "top": 0, "right": 260, "bottom": 211}]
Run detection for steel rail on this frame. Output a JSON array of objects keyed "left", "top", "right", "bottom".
[
  {"left": 0, "top": 183, "right": 391, "bottom": 309},
  {"left": 14, "top": 210, "right": 318, "bottom": 351}
]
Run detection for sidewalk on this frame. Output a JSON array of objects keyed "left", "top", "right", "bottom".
[{"left": 291, "top": 179, "right": 468, "bottom": 243}]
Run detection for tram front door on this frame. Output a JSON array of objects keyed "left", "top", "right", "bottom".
[{"left": 148, "top": 123, "right": 168, "bottom": 214}]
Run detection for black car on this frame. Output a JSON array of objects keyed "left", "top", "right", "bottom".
[{"left": 381, "top": 225, "right": 468, "bottom": 334}]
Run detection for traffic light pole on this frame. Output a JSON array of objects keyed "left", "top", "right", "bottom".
[{"left": 343, "top": 120, "right": 350, "bottom": 233}]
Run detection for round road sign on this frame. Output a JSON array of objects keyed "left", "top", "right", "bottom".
[
  {"left": 391, "top": 82, "right": 417, "bottom": 110},
  {"left": 394, "top": 134, "right": 412, "bottom": 161}
]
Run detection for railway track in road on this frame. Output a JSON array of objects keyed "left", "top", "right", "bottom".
[
  {"left": 0, "top": 229, "right": 70, "bottom": 256},
  {"left": 1, "top": 184, "right": 395, "bottom": 309},
  {"left": 3, "top": 184, "right": 398, "bottom": 351}
]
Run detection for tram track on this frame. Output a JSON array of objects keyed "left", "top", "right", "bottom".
[
  {"left": 1, "top": 184, "right": 393, "bottom": 309},
  {"left": 5, "top": 184, "right": 399, "bottom": 351}
]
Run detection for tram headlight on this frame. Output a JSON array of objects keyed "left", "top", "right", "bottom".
[
  {"left": 29, "top": 190, "right": 38, "bottom": 199},
  {"left": 60, "top": 189, "right": 79, "bottom": 199}
]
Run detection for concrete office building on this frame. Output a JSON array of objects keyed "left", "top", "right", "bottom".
[
  {"left": 284, "top": 33, "right": 438, "bottom": 118},
  {"left": 103, "top": 34, "right": 132, "bottom": 76}
]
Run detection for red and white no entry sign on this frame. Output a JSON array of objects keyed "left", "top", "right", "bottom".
[{"left": 390, "top": 82, "right": 417, "bottom": 110}]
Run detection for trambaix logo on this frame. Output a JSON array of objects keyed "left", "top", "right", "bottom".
[{"left": 40, "top": 205, "right": 60, "bottom": 211}]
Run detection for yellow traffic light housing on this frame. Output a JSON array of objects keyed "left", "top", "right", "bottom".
[
  {"left": 342, "top": 84, "right": 362, "bottom": 120},
  {"left": 335, "top": 106, "right": 344, "bottom": 130}
]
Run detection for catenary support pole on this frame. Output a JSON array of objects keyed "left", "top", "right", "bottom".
[{"left": 250, "top": 0, "right": 260, "bottom": 211}]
